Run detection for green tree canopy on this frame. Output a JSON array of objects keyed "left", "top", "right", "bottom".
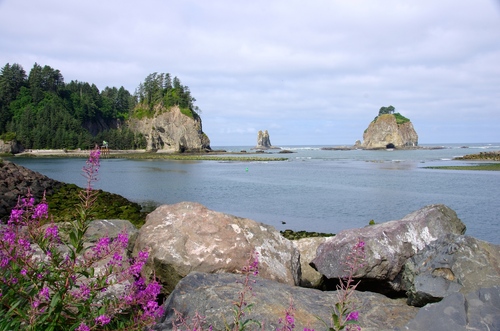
[{"left": 378, "top": 105, "right": 395, "bottom": 115}]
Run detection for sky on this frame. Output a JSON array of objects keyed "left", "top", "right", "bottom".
[{"left": 1, "top": 0, "right": 499, "bottom": 147}]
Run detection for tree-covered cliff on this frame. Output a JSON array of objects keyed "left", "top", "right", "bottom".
[{"left": 0, "top": 63, "right": 204, "bottom": 151}]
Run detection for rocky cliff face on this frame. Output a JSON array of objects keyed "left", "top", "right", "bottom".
[
  {"left": 128, "top": 106, "right": 210, "bottom": 152},
  {"left": 0, "top": 139, "right": 23, "bottom": 154},
  {"left": 361, "top": 114, "right": 418, "bottom": 149}
]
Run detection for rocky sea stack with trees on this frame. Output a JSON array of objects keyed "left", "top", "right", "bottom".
[
  {"left": 360, "top": 106, "right": 419, "bottom": 149},
  {"left": 0, "top": 63, "right": 210, "bottom": 153}
]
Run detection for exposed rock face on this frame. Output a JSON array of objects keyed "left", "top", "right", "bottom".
[
  {"left": 85, "top": 219, "right": 139, "bottom": 253},
  {"left": 311, "top": 204, "right": 466, "bottom": 293},
  {"left": 254, "top": 130, "right": 275, "bottom": 149},
  {"left": 401, "top": 286, "right": 500, "bottom": 331},
  {"left": 133, "top": 202, "right": 301, "bottom": 295},
  {"left": 0, "top": 160, "right": 64, "bottom": 221},
  {"left": 401, "top": 234, "right": 500, "bottom": 306},
  {"left": 128, "top": 106, "right": 210, "bottom": 152},
  {"left": 361, "top": 114, "right": 418, "bottom": 149},
  {"left": 0, "top": 139, "right": 23, "bottom": 154},
  {"left": 154, "top": 272, "right": 419, "bottom": 331},
  {"left": 294, "top": 236, "right": 329, "bottom": 288}
]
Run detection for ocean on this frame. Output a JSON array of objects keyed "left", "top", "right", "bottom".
[{"left": 6, "top": 143, "right": 500, "bottom": 244}]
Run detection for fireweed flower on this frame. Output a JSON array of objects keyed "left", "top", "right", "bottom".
[
  {"left": 39, "top": 287, "right": 50, "bottom": 301},
  {"left": 116, "top": 231, "right": 129, "bottom": 248},
  {"left": 44, "top": 225, "right": 59, "bottom": 241},
  {"left": 0, "top": 149, "right": 163, "bottom": 330},
  {"left": 22, "top": 197, "right": 35, "bottom": 207},
  {"left": 129, "top": 250, "right": 149, "bottom": 276},
  {"left": 3, "top": 229, "right": 16, "bottom": 245},
  {"left": 346, "top": 311, "right": 359, "bottom": 321},
  {"left": 76, "top": 323, "right": 90, "bottom": 331},
  {"left": 8, "top": 208, "right": 23, "bottom": 224},
  {"left": 33, "top": 203, "right": 49, "bottom": 219},
  {"left": 92, "top": 236, "right": 110, "bottom": 256},
  {"left": 95, "top": 314, "right": 111, "bottom": 326}
]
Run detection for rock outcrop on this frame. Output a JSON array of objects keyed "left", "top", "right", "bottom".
[
  {"left": 133, "top": 202, "right": 301, "bottom": 295},
  {"left": 294, "top": 236, "right": 329, "bottom": 288},
  {"left": 0, "top": 160, "right": 64, "bottom": 220},
  {"left": 401, "top": 234, "right": 500, "bottom": 306},
  {"left": 311, "top": 204, "right": 466, "bottom": 293},
  {"left": 254, "top": 130, "right": 277, "bottom": 149},
  {"left": 401, "top": 286, "right": 500, "bottom": 331},
  {"left": 128, "top": 106, "right": 210, "bottom": 152},
  {"left": 154, "top": 272, "right": 419, "bottom": 331},
  {"left": 361, "top": 114, "right": 418, "bottom": 149},
  {"left": 0, "top": 139, "right": 23, "bottom": 154}
]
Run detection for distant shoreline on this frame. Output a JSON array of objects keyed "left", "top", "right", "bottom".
[{"left": 7, "top": 149, "right": 288, "bottom": 162}]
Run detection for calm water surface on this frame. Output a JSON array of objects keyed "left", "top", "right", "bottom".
[{"left": 7, "top": 143, "right": 500, "bottom": 244}]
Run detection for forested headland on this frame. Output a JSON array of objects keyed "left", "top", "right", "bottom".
[{"left": 0, "top": 63, "right": 200, "bottom": 150}]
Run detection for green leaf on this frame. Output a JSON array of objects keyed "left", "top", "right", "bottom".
[{"left": 332, "top": 313, "right": 340, "bottom": 329}]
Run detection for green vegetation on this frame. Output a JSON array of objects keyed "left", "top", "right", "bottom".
[
  {"left": 424, "top": 163, "right": 500, "bottom": 171},
  {"left": 133, "top": 72, "right": 200, "bottom": 120},
  {"left": 280, "top": 229, "right": 335, "bottom": 240},
  {"left": 373, "top": 105, "right": 410, "bottom": 124},
  {"left": 0, "top": 62, "right": 198, "bottom": 150},
  {"left": 378, "top": 105, "right": 395, "bottom": 115},
  {"left": 46, "top": 183, "right": 147, "bottom": 227},
  {"left": 455, "top": 151, "right": 500, "bottom": 161},
  {"left": 393, "top": 112, "right": 410, "bottom": 124}
]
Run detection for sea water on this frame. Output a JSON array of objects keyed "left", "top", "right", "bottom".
[{"left": 7, "top": 143, "right": 500, "bottom": 244}]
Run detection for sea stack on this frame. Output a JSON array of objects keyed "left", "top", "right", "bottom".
[
  {"left": 254, "top": 130, "right": 278, "bottom": 149},
  {"left": 361, "top": 106, "right": 418, "bottom": 149}
]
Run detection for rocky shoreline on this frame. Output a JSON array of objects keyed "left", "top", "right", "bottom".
[
  {"left": 0, "top": 159, "right": 146, "bottom": 225},
  {"left": 139, "top": 202, "right": 499, "bottom": 331}
]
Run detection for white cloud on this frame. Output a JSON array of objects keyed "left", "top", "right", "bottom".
[{"left": 1, "top": 0, "right": 499, "bottom": 145}]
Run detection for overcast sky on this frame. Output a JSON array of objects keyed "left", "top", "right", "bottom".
[{"left": 1, "top": 0, "right": 499, "bottom": 146}]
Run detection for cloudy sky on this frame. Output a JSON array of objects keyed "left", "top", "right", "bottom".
[{"left": 1, "top": 0, "right": 499, "bottom": 146}]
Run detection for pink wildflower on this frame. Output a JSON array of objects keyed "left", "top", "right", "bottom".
[
  {"left": 76, "top": 323, "right": 90, "bottom": 331},
  {"left": 95, "top": 314, "right": 111, "bottom": 326},
  {"left": 33, "top": 203, "right": 49, "bottom": 219},
  {"left": 44, "top": 225, "right": 59, "bottom": 241},
  {"left": 346, "top": 311, "right": 359, "bottom": 321},
  {"left": 8, "top": 209, "right": 23, "bottom": 224}
]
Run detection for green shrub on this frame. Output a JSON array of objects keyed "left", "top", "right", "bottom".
[{"left": 394, "top": 112, "right": 410, "bottom": 124}]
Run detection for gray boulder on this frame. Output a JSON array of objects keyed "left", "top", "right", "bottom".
[
  {"left": 402, "top": 234, "right": 500, "bottom": 306},
  {"left": 85, "top": 219, "right": 139, "bottom": 253},
  {"left": 154, "top": 272, "right": 419, "bottom": 331},
  {"left": 133, "top": 202, "right": 300, "bottom": 294},
  {"left": 401, "top": 286, "right": 500, "bottom": 331},
  {"left": 311, "top": 204, "right": 466, "bottom": 290}
]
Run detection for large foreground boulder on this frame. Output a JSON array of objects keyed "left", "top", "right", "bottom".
[
  {"left": 154, "top": 272, "right": 419, "bottom": 331},
  {"left": 401, "top": 286, "right": 500, "bottom": 331},
  {"left": 402, "top": 234, "right": 500, "bottom": 306},
  {"left": 133, "top": 202, "right": 300, "bottom": 294},
  {"left": 311, "top": 204, "right": 466, "bottom": 292}
]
